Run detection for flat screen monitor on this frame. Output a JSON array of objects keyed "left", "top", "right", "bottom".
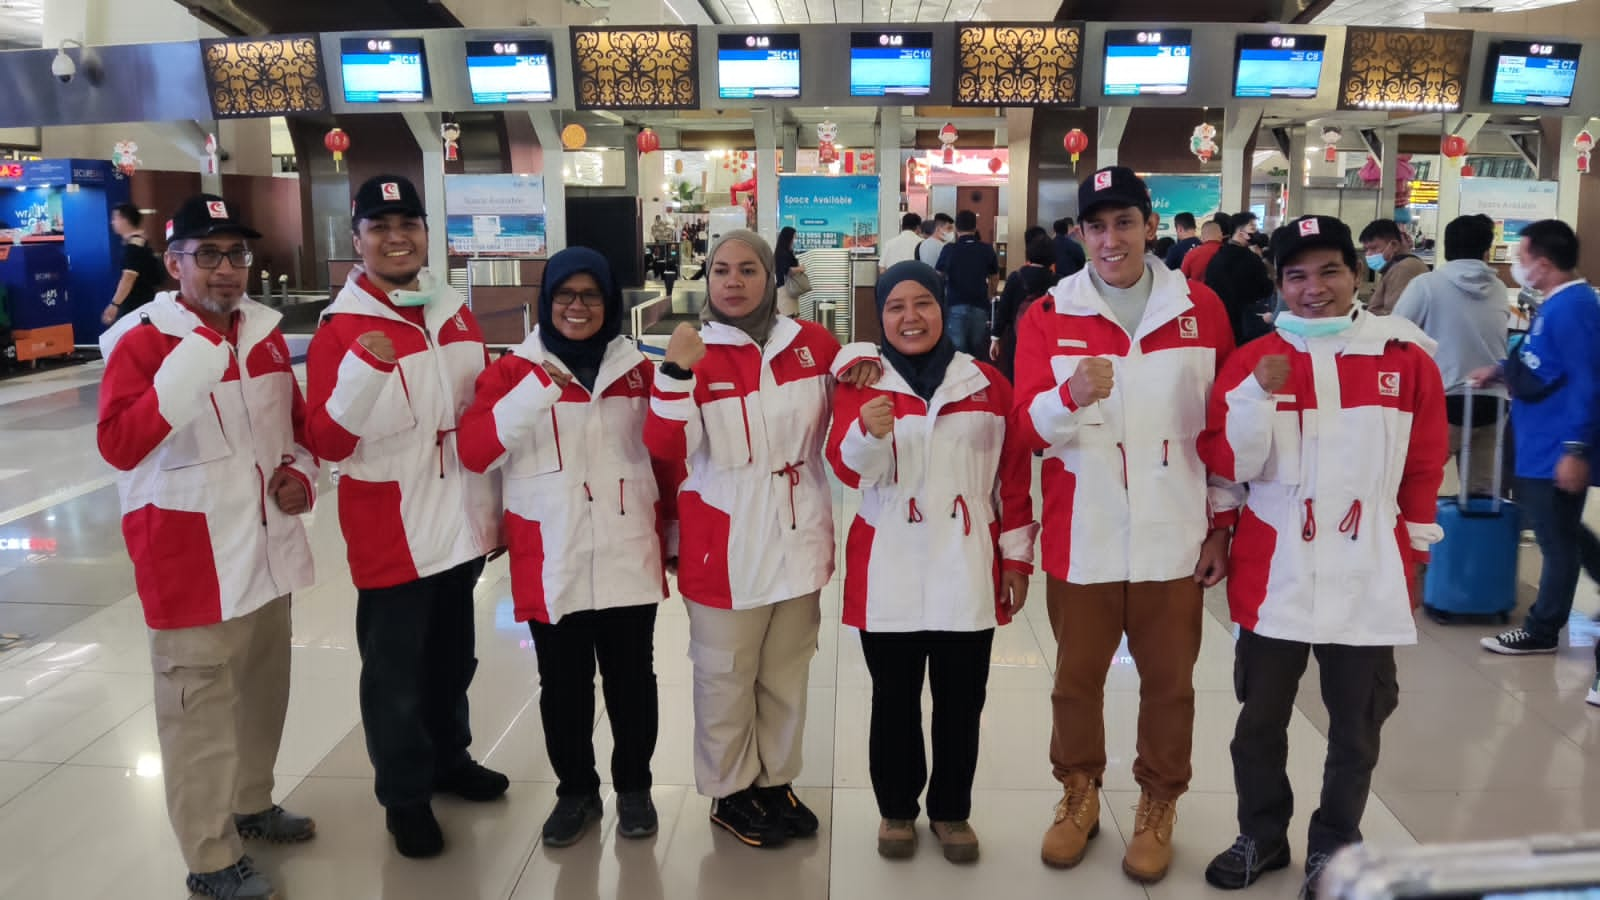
[
  {"left": 718, "top": 33, "right": 801, "bottom": 100},
  {"left": 1485, "top": 40, "right": 1581, "bottom": 107},
  {"left": 465, "top": 39, "right": 554, "bottom": 104},
  {"left": 340, "top": 37, "right": 428, "bottom": 103},
  {"left": 1102, "top": 29, "right": 1192, "bottom": 97},
  {"left": 849, "top": 31, "right": 933, "bottom": 98},
  {"left": 1233, "top": 33, "right": 1326, "bottom": 99}
]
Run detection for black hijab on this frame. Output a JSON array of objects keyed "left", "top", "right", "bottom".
[
  {"left": 876, "top": 261, "right": 958, "bottom": 402},
  {"left": 539, "top": 247, "right": 622, "bottom": 390}
]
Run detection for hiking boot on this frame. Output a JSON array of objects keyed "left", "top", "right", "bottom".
[
  {"left": 710, "top": 788, "right": 788, "bottom": 848},
  {"left": 930, "top": 820, "right": 980, "bottom": 864},
  {"left": 386, "top": 803, "right": 444, "bottom": 859},
  {"left": 617, "top": 790, "right": 659, "bottom": 839},
  {"left": 877, "top": 818, "right": 917, "bottom": 859},
  {"left": 1040, "top": 772, "right": 1099, "bottom": 868},
  {"left": 234, "top": 805, "right": 315, "bottom": 843},
  {"left": 1481, "top": 628, "right": 1558, "bottom": 655},
  {"left": 542, "top": 794, "right": 602, "bottom": 848},
  {"left": 1122, "top": 793, "right": 1177, "bottom": 883},
  {"left": 1205, "top": 834, "right": 1292, "bottom": 890},
  {"left": 434, "top": 760, "right": 509, "bottom": 802},
  {"left": 186, "top": 855, "right": 277, "bottom": 900},
  {"left": 761, "top": 783, "right": 819, "bottom": 838},
  {"left": 1302, "top": 850, "right": 1333, "bottom": 899}
]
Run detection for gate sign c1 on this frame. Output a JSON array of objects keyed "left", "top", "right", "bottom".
[{"left": 777, "top": 175, "right": 880, "bottom": 254}]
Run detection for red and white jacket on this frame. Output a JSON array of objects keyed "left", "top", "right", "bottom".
[
  {"left": 1013, "top": 262, "right": 1241, "bottom": 585},
  {"left": 458, "top": 329, "right": 683, "bottom": 624},
  {"left": 644, "top": 317, "right": 852, "bottom": 609},
  {"left": 304, "top": 270, "right": 499, "bottom": 590},
  {"left": 827, "top": 352, "right": 1038, "bottom": 632},
  {"left": 1198, "top": 310, "right": 1447, "bottom": 646},
  {"left": 97, "top": 292, "right": 317, "bottom": 630}
]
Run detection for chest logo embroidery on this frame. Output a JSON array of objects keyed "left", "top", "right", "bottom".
[
  {"left": 1178, "top": 316, "right": 1199, "bottom": 339},
  {"left": 972, "top": 389, "right": 989, "bottom": 403},
  {"left": 1378, "top": 371, "right": 1401, "bottom": 397},
  {"left": 268, "top": 343, "right": 286, "bottom": 366},
  {"left": 452, "top": 313, "right": 466, "bottom": 333},
  {"left": 796, "top": 346, "right": 816, "bottom": 368},
  {"left": 626, "top": 369, "right": 644, "bottom": 390}
]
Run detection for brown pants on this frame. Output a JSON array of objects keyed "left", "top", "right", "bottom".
[
  {"left": 1047, "top": 577, "right": 1202, "bottom": 802},
  {"left": 149, "top": 596, "right": 292, "bottom": 873}
]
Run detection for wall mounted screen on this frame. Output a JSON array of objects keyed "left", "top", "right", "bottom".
[
  {"left": 340, "top": 37, "right": 428, "bottom": 103},
  {"left": 1233, "top": 33, "right": 1325, "bottom": 99},
  {"left": 1102, "top": 29, "right": 1191, "bottom": 97},
  {"left": 1485, "top": 40, "right": 1581, "bottom": 107},
  {"left": 717, "top": 33, "right": 800, "bottom": 99},
  {"left": 466, "top": 39, "right": 554, "bottom": 104},
  {"left": 849, "top": 31, "right": 933, "bottom": 98}
]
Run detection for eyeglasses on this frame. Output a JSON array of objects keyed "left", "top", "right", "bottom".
[
  {"left": 553, "top": 289, "right": 605, "bottom": 308},
  {"left": 171, "top": 248, "right": 254, "bottom": 270}
]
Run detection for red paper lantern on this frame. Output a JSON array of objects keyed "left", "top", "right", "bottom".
[
  {"left": 1063, "top": 128, "right": 1088, "bottom": 170},
  {"left": 988, "top": 156, "right": 1003, "bottom": 174},
  {"left": 636, "top": 127, "right": 660, "bottom": 154},
  {"left": 1460, "top": 163, "right": 1475, "bottom": 177},
  {"left": 324, "top": 127, "right": 351, "bottom": 172},
  {"left": 1441, "top": 134, "right": 1469, "bottom": 163}
]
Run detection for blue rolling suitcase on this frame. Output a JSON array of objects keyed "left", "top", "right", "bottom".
[{"left": 1423, "top": 387, "right": 1519, "bottom": 624}]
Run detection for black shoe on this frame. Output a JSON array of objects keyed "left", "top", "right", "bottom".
[
  {"left": 434, "top": 760, "right": 510, "bottom": 802},
  {"left": 542, "top": 794, "right": 602, "bottom": 848},
  {"left": 1301, "top": 850, "right": 1332, "bottom": 899},
  {"left": 1481, "top": 628, "right": 1559, "bottom": 655},
  {"left": 710, "top": 788, "right": 788, "bottom": 848},
  {"left": 1205, "top": 834, "right": 1291, "bottom": 890},
  {"left": 386, "top": 804, "right": 444, "bottom": 858},
  {"left": 761, "top": 784, "right": 819, "bottom": 838},
  {"left": 617, "top": 790, "right": 659, "bottom": 839}
]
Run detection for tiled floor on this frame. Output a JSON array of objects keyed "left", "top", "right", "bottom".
[{"left": 2, "top": 361, "right": 1599, "bottom": 900}]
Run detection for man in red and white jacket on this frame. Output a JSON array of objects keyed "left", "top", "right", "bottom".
[
  {"left": 1014, "top": 167, "right": 1238, "bottom": 884},
  {"left": 97, "top": 194, "right": 317, "bottom": 900},
  {"left": 303, "top": 175, "right": 506, "bottom": 859},
  {"left": 1197, "top": 215, "right": 1446, "bottom": 898}
]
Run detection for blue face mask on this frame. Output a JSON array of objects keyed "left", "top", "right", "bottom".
[
  {"left": 1276, "top": 311, "right": 1355, "bottom": 339},
  {"left": 1365, "top": 253, "right": 1388, "bottom": 272}
]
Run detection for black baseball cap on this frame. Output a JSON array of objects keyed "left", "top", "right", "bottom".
[
  {"left": 1078, "top": 166, "right": 1152, "bottom": 220},
  {"left": 165, "top": 194, "right": 261, "bottom": 242},
  {"left": 352, "top": 174, "right": 426, "bottom": 222},
  {"left": 1270, "top": 215, "right": 1358, "bottom": 271}
]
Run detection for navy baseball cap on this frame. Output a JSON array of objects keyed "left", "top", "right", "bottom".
[
  {"left": 1271, "top": 215, "right": 1358, "bottom": 271},
  {"left": 1078, "top": 166, "right": 1152, "bottom": 220},
  {"left": 352, "top": 174, "right": 426, "bottom": 222},
  {"left": 165, "top": 194, "right": 261, "bottom": 242}
]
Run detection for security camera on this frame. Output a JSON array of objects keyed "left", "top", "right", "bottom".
[{"left": 51, "top": 51, "right": 74, "bottom": 83}]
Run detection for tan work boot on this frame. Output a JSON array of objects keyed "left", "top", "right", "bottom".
[
  {"left": 1040, "top": 772, "right": 1100, "bottom": 868},
  {"left": 1122, "top": 792, "right": 1177, "bottom": 884},
  {"left": 877, "top": 818, "right": 916, "bottom": 859},
  {"left": 929, "top": 820, "right": 980, "bottom": 863}
]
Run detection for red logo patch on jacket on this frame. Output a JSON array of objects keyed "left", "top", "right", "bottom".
[
  {"left": 796, "top": 347, "right": 816, "bottom": 368},
  {"left": 1178, "top": 316, "right": 1199, "bottom": 339},
  {"left": 1378, "top": 371, "right": 1400, "bottom": 397}
]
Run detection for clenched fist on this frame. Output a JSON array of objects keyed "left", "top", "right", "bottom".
[
  {"left": 1254, "top": 354, "right": 1291, "bottom": 394},
  {"left": 357, "top": 331, "right": 397, "bottom": 365},
  {"left": 1067, "top": 357, "right": 1114, "bottom": 408},
  {"left": 859, "top": 395, "right": 895, "bottom": 439},
  {"left": 665, "top": 322, "right": 707, "bottom": 370}
]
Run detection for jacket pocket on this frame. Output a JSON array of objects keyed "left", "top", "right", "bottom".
[
  {"left": 1262, "top": 407, "right": 1302, "bottom": 484},
  {"left": 700, "top": 396, "right": 753, "bottom": 468},
  {"left": 504, "top": 409, "right": 564, "bottom": 479},
  {"left": 361, "top": 367, "right": 420, "bottom": 444},
  {"left": 156, "top": 401, "right": 232, "bottom": 471}
]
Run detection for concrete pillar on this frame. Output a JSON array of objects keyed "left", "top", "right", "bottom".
[
  {"left": 877, "top": 107, "right": 901, "bottom": 252},
  {"left": 45, "top": 0, "right": 209, "bottom": 46},
  {"left": 1377, "top": 130, "right": 1398, "bottom": 222},
  {"left": 1286, "top": 127, "right": 1308, "bottom": 219},
  {"left": 527, "top": 111, "right": 566, "bottom": 254},
  {"left": 1006, "top": 108, "right": 1034, "bottom": 251},
  {"left": 752, "top": 107, "right": 779, "bottom": 241},
  {"left": 1221, "top": 106, "right": 1263, "bottom": 215},
  {"left": 781, "top": 125, "right": 797, "bottom": 175},
  {"left": 1557, "top": 115, "right": 1590, "bottom": 227},
  {"left": 1436, "top": 113, "right": 1488, "bottom": 234},
  {"left": 1097, "top": 108, "right": 1129, "bottom": 168},
  {"left": 402, "top": 112, "right": 449, "bottom": 269}
]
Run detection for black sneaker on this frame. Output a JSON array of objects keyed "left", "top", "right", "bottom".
[
  {"left": 186, "top": 855, "right": 276, "bottom": 899},
  {"left": 710, "top": 788, "right": 788, "bottom": 848},
  {"left": 1481, "top": 628, "right": 1559, "bottom": 655},
  {"left": 542, "top": 794, "right": 602, "bottom": 848},
  {"left": 235, "top": 804, "right": 316, "bottom": 843},
  {"left": 1205, "top": 834, "right": 1292, "bottom": 890},
  {"left": 761, "top": 784, "right": 819, "bottom": 838},
  {"left": 617, "top": 790, "right": 659, "bottom": 839},
  {"left": 435, "top": 760, "right": 510, "bottom": 802},
  {"left": 386, "top": 804, "right": 444, "bottom": 858},
  {"left": 1301, "top": 851, "right": 1332, "bottom": 899}
]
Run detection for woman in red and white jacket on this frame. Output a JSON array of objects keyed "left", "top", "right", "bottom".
[
  {"left": 458, "top": 247, "right": 681, "bottom": 849},
  {"left": 644, "top": 229, "right": 876, "bottom": 849},
  {"left": 827, "top": 261, "right": 1037, "bottom": 865}
]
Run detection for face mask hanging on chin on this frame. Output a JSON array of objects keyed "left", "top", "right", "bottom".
[
  {"left": 1276, "top": 311, "right": 1355, "bottom": 339},
  {"left": 389, "top": 270, "right": 445, "bottom": 308}
]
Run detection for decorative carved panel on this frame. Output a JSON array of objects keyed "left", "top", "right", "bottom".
[
  {"left": 1337, "top": 27, "right": 1471, "bottom": 112},
  {"left": 571, "top": 28, "right": 698, "bottom": 110},
  {"left": 954, "top": 24, "right": 1083, "bottom": 107},
  {"left": 201, "top": 35, "right": 329, "bottom": 119}
]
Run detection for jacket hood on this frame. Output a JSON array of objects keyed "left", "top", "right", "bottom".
[{"left": 1437, "top": 258, "right": 1503, "bottom": 299}]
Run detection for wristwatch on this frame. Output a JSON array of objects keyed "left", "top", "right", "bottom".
[{"left": 1563, "top": 441, "right": 1588, "bottom": 459}]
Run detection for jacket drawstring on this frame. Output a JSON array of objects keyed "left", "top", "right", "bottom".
[
  {"left": 435, "top": 428, "right": 457, "bottom": 479},
  {"left": 618, "top": 478, "right": 626, "bottom": 516},
  {"left": 1302, "top": 499, "right": 1316, "bottom": 542},
  {"left": 773, "top": 461, "right": 805, "bottom": 530},
  {"left": 908, "top": 498, "right": 924, "bottom": 523},
  {"left": 1339, "top": 500, "right": 1362, "bottom": 541},
  {"left": 1162, "top": 440, "right": 1170, "bottom": 467},
  {"left": 583, "top": 482, "right": 593, "bottom": 503},
  {"left": 1117, "top": 442, "right": 1128, "bottom": 487},
  {"left": 952, "top": 495, "right": 971, "bottom": 536}
]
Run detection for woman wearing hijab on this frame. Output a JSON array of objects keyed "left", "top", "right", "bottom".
[
  {"left": 825, "top": 261, "right": 1038, "bottom": 864},
  {"left": 645, "top": 229, "right": 878, "bottom": 848},
  {"left": 459, "top": 247, "right": 682, "bottom": 849}
]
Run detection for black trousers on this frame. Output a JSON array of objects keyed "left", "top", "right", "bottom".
[
  {"left": 1230, "top": 629, "right": 1399, "bottom": 856},
  {"left": 858, "top": 628, "right": 994, "bottom": 821},
  {"left": 528, "top": 603, "right": 659, "bottom": 797},
  {"left": 355, "top": 557, "right": 485, "bottom": 809}
]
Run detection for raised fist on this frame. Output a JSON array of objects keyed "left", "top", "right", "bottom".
[
  {"left": 1254, "top": 354, "right": 1291, "bottom": 394},
  {"left": 665, "top": 322, "right": 707, "bottom": 370},
  {"left": 1067, "top": 357, "right": 1114, "bottom": 408},
  {"left": 356, "top": 331, "right": 397, "bottom": 365},
  {"left": 859, "top": 395, "right": 895, "bottom": 439}
]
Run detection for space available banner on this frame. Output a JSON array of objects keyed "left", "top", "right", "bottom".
[
  {"left": 1458, "top": 177, "right": 1558, "bottom": 252},
  {"left": 1141, "top": 174, "right": 1222, "bottom": 238},
  {"left": 444, "top": 174, "right": 547, "bottom": 257},
  {"left": 777, "top": 175, "right": 880, "bottom": 254}
]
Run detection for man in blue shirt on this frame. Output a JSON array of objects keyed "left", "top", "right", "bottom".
[
  {"left": 935, "top": 209, "right": 998, "bottom": 355},
  {"left": 1163, "top": 212, "right": 1201, "bottom": 270},
  {"left": 1053, "top": 217, "right": 1086, "bottom": 278},
  {"left": 1472, "top": 220, "right": 1600, "bottom": 655}
]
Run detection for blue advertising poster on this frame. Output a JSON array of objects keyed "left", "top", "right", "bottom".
[
  {"left": 777, "top": 175, "right": 880, "bottom": 254},
  {"left": 1458, "top": 177, "right": 1559, "bottom": 258},
  {"left": 1141, "top": 174, "right": 1222, "bottom": 238},
  {"left": 444, "top": 174, "right": 547, "bottom": 257}
]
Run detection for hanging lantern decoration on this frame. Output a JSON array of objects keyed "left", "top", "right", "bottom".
[
  {"left": 1062, "top": 128, "right": 1088, "bottom": 170},
  {"left": 636, "top": 127, "right": 660, "bottom": 155},
  {"left": 817, "top": 120, "right": 839, "bottom": 166},
  {"left": 323, "top": 127, "right": 350, "bottom": 172},
  {"left": 560, "top": 123, "right": 587, "bottom": 150},
  {"left": 111, "top": 140, "right": 140, "bottom": 178},
  {"left": 988, "top": 156, "right": 1003, "bottom": 174},
  {"left": 1441, "top": 134, "right": 1469, "bottom": 167},
  {"left": 1576, "top": 131, "right": 1594, "bottom": 175},
  {"left": 1460, "top": 163, "right": 1475, "bottom": 178},
  {"left": 673, "top": 157, "right": 685, "bottom": 175},
  {"left": 203, "top": 133, "right": 219, "bottom": 175},
  {"left": 1190, "top": 122, "right": 1219, "bottom": 164},
  {"left": 441, "top": 122, "right": 461, "bottom": 163},
  {"left": 1320, "top": 126, "right": 1342, "bottom": 164},
  {"left": 938, "top": 122, "right": 959, "bottom": 165}
]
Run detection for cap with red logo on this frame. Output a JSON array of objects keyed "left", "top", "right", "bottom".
[
  {"left": 352, "top": 174, "right": 426, "bottom": 223},
  {"left": 1269, "top": 214, "right": 1357, "bottom": 271},
  {"left": 165, "top": 193, "right": 262, "bottom": 242},
  {"left": 1077, "top": 166, "right": 1152, "bottom": 221}
]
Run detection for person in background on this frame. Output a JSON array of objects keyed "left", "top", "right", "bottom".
[
  {"left": 879, "top": 212, "right": 925, "bottom": 273},
  {"left": 97, "top": 194, "right": 319, "bottom": 900},
  {"left": 102, "top": 202, "right": 165, "bottom": 325},
  {"left": 1181, "top": 217, "right": 1227, "bottom": 283},
  {"left": 304, "top": 175, "right": 508, "bottom": 860},
  {"left": 774, "top": 226, "right": 805, "bottom": 317},
  {"left": 1198, "top": 214, "right": 1446, "bottom": 899},
  {"left": 936, "top": 209, "right": 999, "bottom": 356},
  {"left": 991, "top": 233, "right": 1061, "bottom": 381},
  {"left": 1392, "top": 213, "right": 1510, "bottom": 497},
  {"left": 1360, "top": 218, "right": 1429, "bottom": 316},
  {"left": 1473, "top": 220, "right": 1600, "bottom": 657},
  {"left": 650, "top": 215, "right": 676, "bottom": 244},
  {"left": 1153, "top": 237, "right": 1176, "bottom": 262},
  {"left": 1164, "top": 212, "right": 1201, "bottom": 270},
  {"left": 919, "top": 213, "right": 956, "bottom": 266},
  {"left": 1052, "top": 217, "right": 1086, "bottom": 278},
  {"left": 827, "top": 260, "right": 1038, "bottom": 864},
  {"left": 1205, "top": 214, "right": 1276, "bottom": 345},
  {"left": 1230, "top": 211, "right": 1261, "bottom": 248}
]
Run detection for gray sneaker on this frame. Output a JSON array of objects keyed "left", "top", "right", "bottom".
[
  {"left": 185, "top": 855, "right": 277, "bottom": 900},
  {"left": 235, "top": 805, "right": 316, "bottom": 843}
]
